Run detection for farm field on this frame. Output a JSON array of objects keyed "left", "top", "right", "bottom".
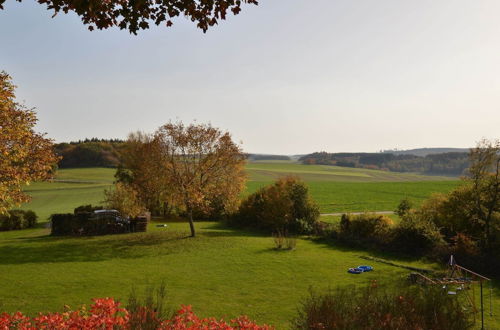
[
  {"left": 21, "top": 162, "right": 460, "bottom": 221},
  {"left": 3, "top": 164, "right": 498, "bottom": 328}
]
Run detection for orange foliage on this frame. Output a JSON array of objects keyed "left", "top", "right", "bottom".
[{"left": 0, "top": 72, "right": 59, "bottom": 214}]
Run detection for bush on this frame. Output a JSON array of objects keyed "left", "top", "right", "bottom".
[
  {"left": 0, "top": 210, "right": 38, "bottom": 231},
  {"left": 104, "top": 183, "right": 146, "bottom": 218},
  {"left": 293, "top": 283, "right": 474, "bottom": 330},
  {"left": 127, "top": 283, "right": 169, "bottom": 330},
  {"left": 232, "top": 176, "right": 320, "bottom": 234},
  {"left": 395, "top": 197, "right": 413, "bottom": 217},
  {"left": 0, "top": 298, "right": 273, "bottom": 329},
  {"left": 273, "top": 230, "right": 297, "bottom": 250},
  {"left": 337, "top": 213, "right": 393, "bottom": 247},
  {"left": 390, "top": 212, "right": 446, "bottom": 255}
]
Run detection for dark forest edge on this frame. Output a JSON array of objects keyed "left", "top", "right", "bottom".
[{"left": 54, "top": 139, "right": 291, "bottom": 168}]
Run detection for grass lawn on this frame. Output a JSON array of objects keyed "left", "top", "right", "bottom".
[
  {"left": 7, "top": 164, "right": 497, "bottom": 328},
  {"left": 1, "top": 222, "right": 498, "bottom": 329},
  {"left": 0, "top": 221, "right": 446, "bottom": 327}
]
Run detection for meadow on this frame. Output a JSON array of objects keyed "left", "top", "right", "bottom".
[
  {"left": 3, "top": 162, "right": 498, "bottom": 329},
  {"left": 21, "top": 162, "right": 460, "bottom": 221}
]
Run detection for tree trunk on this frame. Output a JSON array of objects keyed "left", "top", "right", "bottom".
[{"left": 188, "top": 209, "right": 196, "bottom": 237}]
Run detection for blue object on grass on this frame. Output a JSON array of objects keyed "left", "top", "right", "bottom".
[
  {"left": 357, "top": 265, "right": 373, "bottom": 272},
  {"left": 348, "top": 268, "right": 363, "bottom": 274}
]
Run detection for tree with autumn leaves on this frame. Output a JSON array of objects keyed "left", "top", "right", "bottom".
[
  {"left": 117, "top": 122, "right": 247, "bottom": 237},
  {"left": 0, "top": 71, "right": 58, "bottom": 214},
  {"left": 0, "top": 0, "right": 258, "bottom": 34}
]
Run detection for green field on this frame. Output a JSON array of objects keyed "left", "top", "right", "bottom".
[
  {"left": 22, "top": 163, "right": 460, "bottom": 221},
  {"left": 248, "top": 162, "right": 460, "bottom": 214},
  {"left": 4, "top": 163, "right": 498, "bottom": 328},
  {"left": 21, "top": 168, "right": 116, "bottom": 221},
  {"left": 0, "top": 222, "right": 452, "bottom": 328}
]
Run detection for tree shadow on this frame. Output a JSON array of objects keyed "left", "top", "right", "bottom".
[
  {"left": 0, "top": 222, "right": 271, "bottom": 265},
  {"left": 0, "top": 231, "right": 192, "bottom": 265},
  {"left": 309, "top": 236, "right": 435, "bottom": 266}
]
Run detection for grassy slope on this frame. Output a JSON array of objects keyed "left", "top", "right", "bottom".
[
  {"left": 1, "top": 223, "right": 498, "bottom": 329},
  {"left": 20, "top": 168, "right": 115, "bottom": 221},
  {"left": 7, "top": 164, "right": 497, "bottom": 328},
  {"left": 0, "top": 222, "right": 446, "bottom": 328}
]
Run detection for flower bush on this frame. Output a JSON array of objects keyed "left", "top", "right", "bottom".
[{"left": 0, "top": 298, "right": 273, "bottom": 330}]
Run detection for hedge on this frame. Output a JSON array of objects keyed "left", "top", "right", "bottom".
[{"left": 0, "top": 210, "right": 37, "bottom": 231}]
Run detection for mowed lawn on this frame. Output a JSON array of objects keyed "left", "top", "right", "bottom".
[
  {"left": 0, "top": 222, "right": 444, "bottom": 328},
  {"left": 7, "top": 164, "right": 498, "bottom": 328}
]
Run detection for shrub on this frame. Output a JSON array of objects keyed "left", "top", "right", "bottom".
[
  {"left": 273, "top": 230, "right": 297, "bottom": 250},
  {"left": 390, "top": 212, "right": 446, "bottom": 255},
  {"left": 0, "top": 209, "right": 37, "bottom": 231},
  {"left": 232, "top": 176, "right": 320, "bottom": 234},
  {"left": 127, "top": 283, "right": 169, "bottom": 330},
  {"left": 293, "top": 283, "right": 474, "bottom": 330},
  {"left": 104, "top": 183, "right": 146, "bottom": 218},
  {"left": 337, "top": 213, "right": 393, "bottom": 247},
  {"left": 0, "top": 298, "right": 273, "bottom": 329},
  {"left": 395, "top": 197, "right": 413, "bottom": 217}
]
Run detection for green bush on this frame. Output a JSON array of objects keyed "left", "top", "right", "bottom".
[
  {"left": 293, "top": 283, "right": 474, "bottom": 330},
  {"left": 395, "top": 197, "right": 413, "bottom": 217},
  {"left": 337, "top": 213, "right": 393, "bottom": 247},
  {"left": 390, "top": 212, "right": 446, "bottom": 255},
  {"left": 0, "top": 210, "right": 38, "bottom": 231},
  {"left": 232, "top": 176, "right": 320, "bottom": 234}
]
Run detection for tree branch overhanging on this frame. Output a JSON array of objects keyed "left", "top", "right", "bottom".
[{"left": 1, "top": 0, "right": 258, "bottom": 34}]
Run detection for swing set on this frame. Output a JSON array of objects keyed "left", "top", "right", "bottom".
[{"left": 409, "top": 255, "right": 493, "bottom": 329}]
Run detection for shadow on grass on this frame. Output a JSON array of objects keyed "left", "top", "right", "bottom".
[
  {"left": 0, "top": 231, "right": 194, "bottom": 265},
  {"left": 0, "top": 222, "right": 271, "bottom": 265},
  {"left": 309, "top": 236, "right": 434, "bottom": 266}
]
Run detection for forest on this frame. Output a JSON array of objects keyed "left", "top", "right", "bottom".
[{"left": 300, "top": 151, "right": 469, "bottom": 176}]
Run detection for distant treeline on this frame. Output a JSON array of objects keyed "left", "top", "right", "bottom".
[
  {"left": 299, "top": 151, "right": 469, "bottom": 176},
  {"left": 56, "top": 141, "right": 294, "bottom": 168},
  {"left": 55, "top": 139, "right": 126, "bottom": 168},
  {"left": 246, "top": 154, "right": 291, "bottom": 161}
]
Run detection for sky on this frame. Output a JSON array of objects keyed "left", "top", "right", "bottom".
[{"left": 1, "top": 0, "right": 500, "bottom": 154}]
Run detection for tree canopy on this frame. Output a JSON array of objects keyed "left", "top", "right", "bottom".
[
  {"left": 0, "top": 0, "right": 258, "bottom": 34},
  {"left": 153, "top": 122, "right": 246, "bottom": 236},
  {"left": 0, "top": 71, "right": 58, "bottom": 214},
  {"left": 116, "top": 122, "right": 247, "bottom": 237}
]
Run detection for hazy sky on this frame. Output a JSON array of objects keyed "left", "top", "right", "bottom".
[{"left": 1, "top": 0, "right": 499, "bottom": 154}]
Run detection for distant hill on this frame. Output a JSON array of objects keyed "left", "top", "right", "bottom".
[
  {"left": 381, "top": 148, "right": 469, "bottom": 157},
  {"left": 299, "top": 151, "right": 469, "bottom": 176}
]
